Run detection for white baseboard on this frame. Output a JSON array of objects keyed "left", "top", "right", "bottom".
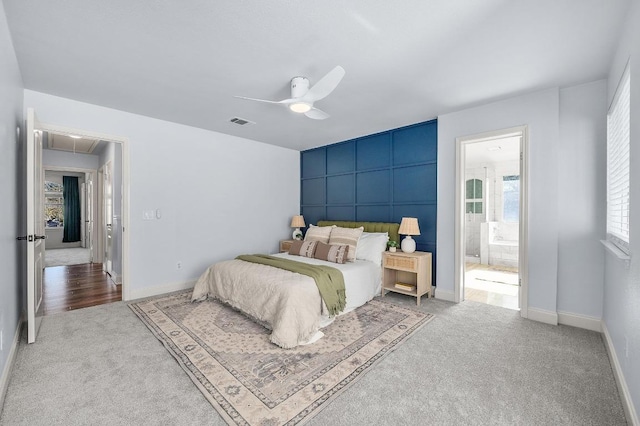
[
  {"left": 557, "top": 311, "right": 602, "bottom": 332},
  {"left": 602, "top": 322, "right": 639, "bottom": 426},
  {"left": 527, "top": 307, "right": 558, "bottom": 325},
  {"left": 0, "top": 318, "right": 22, "bottom": 413},
  {"left": 434, "top": 288, "right": 455, "bottom": 302},
  {"left": 128, "top": 280, "right": 195, "bottom": 301}
]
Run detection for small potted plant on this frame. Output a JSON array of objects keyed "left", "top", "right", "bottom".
[{"left": 387, "top": 240, "right": 399, "bottom": 252}]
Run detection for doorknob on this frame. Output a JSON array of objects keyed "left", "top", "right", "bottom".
[{"left": 16, "top": 235, "right": 46, "bottom": 241}]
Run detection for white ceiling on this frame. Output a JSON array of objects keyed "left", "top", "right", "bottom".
[
  {"left": 3, "top": 0, "right": 630, "bottom": 151},
  {"left": 46, "top": 133, "right": 101, "bottom": 154},
  {"left": 465, "top": 136, "right": 520, "bottom": 166}
]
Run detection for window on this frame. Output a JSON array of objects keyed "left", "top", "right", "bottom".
[
  {"left": 607, "top": 63, "right": 630, "bottom": 254},
  {"left": 465, "top": 178, "right": 483, "bottom": 214},
  {"left": 44, "top": 181, "right": 64, "bottom": 227},
  {"left": 502, "top": 175, "right": 520, "bottom": 222}
]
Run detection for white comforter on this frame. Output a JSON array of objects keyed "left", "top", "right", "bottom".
[{"left": 191, "top": 253, "right": 380, "bottom": 348}]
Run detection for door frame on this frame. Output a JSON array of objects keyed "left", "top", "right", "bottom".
[
  {"left": 454, "top": 125, "right": 529, "bottom": 318},
  {"left": 43, "top": 166, "right": 98, "bottom": 260},
  {"left": 96, "top": 164, "right": 104, "bottom": 266},
  {"left": 36, "top": 121, "right": 131, "bottom": 301}
]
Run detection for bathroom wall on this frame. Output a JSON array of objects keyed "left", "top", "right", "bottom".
[{"left": 465, "top": 159, "right": 520, "bottom": 260}]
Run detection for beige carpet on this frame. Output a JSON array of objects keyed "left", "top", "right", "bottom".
[{"left": 130, "top": 292, "right": 434, "bottom": 425}]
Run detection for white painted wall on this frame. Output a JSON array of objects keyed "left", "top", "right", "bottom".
[
  {"left": 437, "top": 88, "right": 560, "bottom": 314},
  {"left": 24, "top": 90, "right": 300, "bottom": 298},
  {"left": 557, "top": 80, "right": 607, "bottom": 319},
  {"left": 604, "top": 0, "right": 640, "bottom": 420},
  {"left": 0, "top": 0, "right": 23, "bottom": 403}
]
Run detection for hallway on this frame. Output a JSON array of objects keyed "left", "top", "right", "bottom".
[{"left": 43, "top": 263, "right": 121, "bottom": 315}]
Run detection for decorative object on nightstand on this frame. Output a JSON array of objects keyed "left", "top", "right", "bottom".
[
  {"left": 290, "top": 215, "right": 305, "bottom": 240},
  {"left": 381, "top": 251, "right": 432, "bottom": 305},
  {"left": 398, "top": 217, "right": 420, "bottom": 253},
  {"left": 387, "top": 240, "right": 399, "bottom": 253}
]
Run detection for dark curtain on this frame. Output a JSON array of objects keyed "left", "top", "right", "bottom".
[{"left": 63, "top": 176, "right": 81, "bottom": 242}]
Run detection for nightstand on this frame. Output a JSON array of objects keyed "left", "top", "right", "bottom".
[
  {"left": 381, "top": 251, "right": 432, "bottom": 305},
  {"left": 280, "top": 239, "right": 295, "bottom": 253}
]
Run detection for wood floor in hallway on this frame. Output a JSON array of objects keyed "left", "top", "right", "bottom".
[{"left": 43, "top": 263, "right": 122, "bottom": 315}]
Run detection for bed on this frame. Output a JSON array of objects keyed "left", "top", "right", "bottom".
[{"left": 191, "top": 221, "right": 399, "bottom": 348}]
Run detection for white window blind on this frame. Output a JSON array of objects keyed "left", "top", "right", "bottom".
[{"left": 606, "top": 64, "right": 630, "bottom": 253}]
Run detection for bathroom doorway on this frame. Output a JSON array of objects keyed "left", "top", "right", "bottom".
[{"left": 455, "top": 126, "right": 528, "bottom": 314}]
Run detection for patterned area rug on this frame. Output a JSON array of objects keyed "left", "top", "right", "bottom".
[
  {"left": 130, "top": 292, "right": 434, "bottom": 425},
  {"left": 45, "top": 247, "right": 91, "bottom": 267}
]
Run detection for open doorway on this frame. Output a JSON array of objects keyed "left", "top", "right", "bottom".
[
  {"left": 40, "top": 130, "right": 126, "bottom": 314},
  {"left": 44, "top": 165, "right": 96, "bottom": 268},
  {"left": 455, "top": 126, "right": 528, "bottom": 315}
]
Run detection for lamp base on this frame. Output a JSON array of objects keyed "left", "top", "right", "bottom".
[
  {"left": 401, "top": 236, "right": 416, "bottom": 253},
  {"left": 292, "top": 228, "right": 303, "bottom": 240}
]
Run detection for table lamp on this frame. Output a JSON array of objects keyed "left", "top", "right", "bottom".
[
  {"left": 290, "top": 215, "right": 305, "bottom": 240},
  {"left": 398, "top": 217, "right": 420, "bottom": 253}
]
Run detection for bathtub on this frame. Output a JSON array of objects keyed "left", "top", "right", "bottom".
[
  {"left": 480, "top": 222, "right": 519, "bottom": 268},
  {"left": 488, "top": 239, "right": 519, "bottom": 268}
]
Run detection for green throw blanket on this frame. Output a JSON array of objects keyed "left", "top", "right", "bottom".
[{"left": 236, "top": 254, "right": 346, "bottom": 316}]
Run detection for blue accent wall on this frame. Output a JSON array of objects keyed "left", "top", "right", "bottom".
[{"left": 300, "top": 119, "right": 437, "bottom": 278}]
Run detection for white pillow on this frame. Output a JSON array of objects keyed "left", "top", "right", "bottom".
[{"left": 356, "top": 232, "right": 389, "bottom": 265}]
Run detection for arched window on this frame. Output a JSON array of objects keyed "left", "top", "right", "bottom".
[{"left": 465, "top": 178, "right": 482, "bottom": 214}]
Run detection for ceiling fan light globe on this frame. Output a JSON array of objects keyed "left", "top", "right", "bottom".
[{"left": 289, "top": 102, "right": 312, "bottom": 113}]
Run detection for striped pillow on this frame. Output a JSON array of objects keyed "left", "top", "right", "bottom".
[
  {"left": 288, "top": 240, "right": 317, "bottom": 258},
  {"left": 304, "top": 224, "right": 334, "bottom": 244},
  {"left": 314, "top": 242, "right": 349, "bottom": 264},
  {"left": 328, "top": 226, "right": 364, "bottom": 262}
]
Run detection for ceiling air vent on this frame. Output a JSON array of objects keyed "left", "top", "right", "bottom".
[{"left": 229, "top": 117, "right": 255, "bottom": 126}]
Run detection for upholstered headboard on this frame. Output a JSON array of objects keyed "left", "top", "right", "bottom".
[{"left": 317, "top": 221, "right": 400, "bottom": 244}]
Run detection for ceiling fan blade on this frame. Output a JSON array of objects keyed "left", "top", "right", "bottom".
[
  {"left": 235, "top": 96, "right": 298, "bottom": 106},
  {"left": 234, "top": 95, "right": 283, "bottom": 104},
  {"left": 304, "top": 107, "right": 330, "bottom": 120},
  {"left": 303, "top": 66, "right": 345, "bottom": 102}
]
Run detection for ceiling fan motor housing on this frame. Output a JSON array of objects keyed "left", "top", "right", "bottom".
[{"left": 291, "top": 77, "right": 310, "bottom": 98}]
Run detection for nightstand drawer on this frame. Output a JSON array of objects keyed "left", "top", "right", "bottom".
[
  {"left": 383, "top": 255, "right": 417, "bottom": 272},
  {"left": 280, "top": 240, "right": 294, "bottom": 253}
]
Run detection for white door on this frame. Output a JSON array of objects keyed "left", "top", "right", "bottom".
[
  {"left": 25, "top": 108, "right": 45, "bottom": 343},
  {"left": 86, "top": 175, "right": 94, "bottom": 263},
  {"left": 103, "top": 162, "right": 113, "bottom": 276}
]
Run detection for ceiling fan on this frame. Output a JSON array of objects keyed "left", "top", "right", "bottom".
[{"left": 235, "top": 66, "right": 345, "bottom": 120}]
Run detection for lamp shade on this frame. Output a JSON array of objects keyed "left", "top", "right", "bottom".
[
  {"left": 290, "top": 215, "right": 305, "bottom": 228},
  {"left": 398, "top": 217, "right": 420, "bottom": 235}
]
